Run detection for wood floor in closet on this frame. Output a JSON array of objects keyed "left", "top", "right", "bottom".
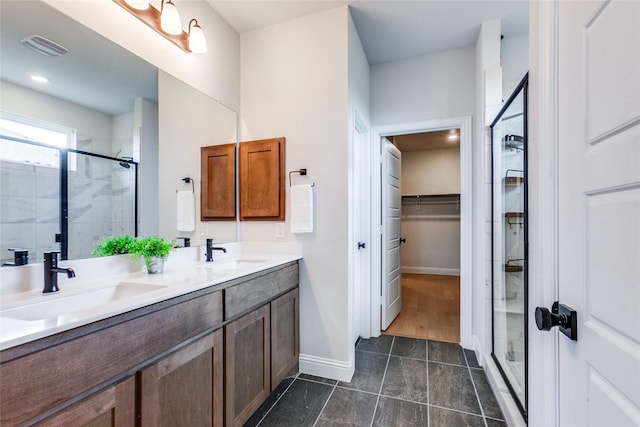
[{"left": 384, "top": 273, "right": 460, "bottom": 343}]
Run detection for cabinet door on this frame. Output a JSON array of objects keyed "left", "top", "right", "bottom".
[
  {"left": 33, "top": 377, "right": 135, "bottom": 427},
  {"left": 239, "top": 137, "right": 285, "bottom": 220},
  {"left": 225, "top": 304, "right": 271, "bottom": 427},
  {"left": 201, "top": 143, "right": 236, "bottom": 220},
  {"left": 271, "top": 288, "right": 299, "bottom": 390},
  {"left": 139, "top": 329, "right": 224, "bottom": 427}
]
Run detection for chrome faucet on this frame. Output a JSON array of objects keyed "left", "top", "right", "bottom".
[
  {"left": 43, "top": 251, "right": 75, "bottom": 293},
  {"left": 205, "top": 238, "right": 227, "bottom": 262}
]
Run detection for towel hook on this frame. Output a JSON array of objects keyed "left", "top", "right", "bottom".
[{"left": 288, "top": 168, "right": 315, "bottom": 187}]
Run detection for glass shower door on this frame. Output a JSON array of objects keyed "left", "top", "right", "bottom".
[
  {"left": 67, "top": 152, "right": 136, "bottom": 260},
  {"left": 490, "top": 74, "right": 528, "bottom": 418}
]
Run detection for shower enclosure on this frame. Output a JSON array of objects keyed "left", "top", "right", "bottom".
[
  {"left": 0, "top": 135, "right": 137, "bottom": 263},
  {"left": 490, "top": 73, "right": 528, "bottom": 419}
]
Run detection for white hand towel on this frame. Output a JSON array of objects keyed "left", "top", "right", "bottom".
[
  {"left": 291, "top": 184, "right": 314, "bottom": 233},
  {"left": 177, "top": 191, "right": 195, "bottom": 232}
]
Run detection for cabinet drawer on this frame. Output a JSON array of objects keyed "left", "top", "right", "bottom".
[{"left": 224, "top": 263, "right": 298, "bottom": 320}]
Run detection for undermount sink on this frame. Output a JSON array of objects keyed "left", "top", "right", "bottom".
[
  {"left": 204, "top": 258, "right": 269, "bottom": 271},
  {"left": 1, "top": 283, "right": 167, "bottom": 322}
]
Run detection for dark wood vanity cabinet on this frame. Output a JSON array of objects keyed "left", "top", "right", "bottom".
[
  {"left": 270, "top": 288, "right": 299, "bottom": 390},
  {"left": 32, "top": 377, "right": 136, "bottom": 427},
  {"left": 0, "top": 262, "right": 299, "bottom": 427},
  {"left": 225, "top": 305, "right": 271, "bottom": 427},
  {"left": 239, "top": 137, "right": 285, "bottom": 221},
  {"left": 201, "top": 143, "right": 236, "bottom": 220},
  {"left": 140, "top": 329, "right": 224, "bottom": 427}
]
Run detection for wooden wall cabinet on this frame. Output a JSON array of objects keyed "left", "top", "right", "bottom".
[
  {"left": 201, "top": 143, "right": 236, "bottom": 220},
  {"left": 239, "top": 137, "right": 285, "bottom": 221},
  {"left": 140, "top": 329, "right": 224, "bottom": 427}
]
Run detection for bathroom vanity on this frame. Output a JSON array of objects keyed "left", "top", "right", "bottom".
[{"left": 0, "top": 246, "right": 300, "bottom": 427}]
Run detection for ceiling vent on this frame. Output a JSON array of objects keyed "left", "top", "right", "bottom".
[{"left": 20, "top": 35, "right": 69, "bottom": 57}]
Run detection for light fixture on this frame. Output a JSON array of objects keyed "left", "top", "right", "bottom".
[
  {"left": 447, "top": 129, "right": 459, "bottom": 141},
  {"left": 188, "top": 19, "right": 207, "bottom": 54},
  {"left": 160, "top": 0, "right": 182, "bottom": 35},
  {"left": 124, "top": 0, "right": 149, "bottom": 10},
  {"left": 30, "top": 75, "right": 49, "bottom": 83},
  {"left": 113, "top": 0, "right": 207, "bottom": 54}
]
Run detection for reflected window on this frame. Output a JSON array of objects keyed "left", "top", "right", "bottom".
[{"left": 0, "top": 111, "right": 76, "bottom": 169}]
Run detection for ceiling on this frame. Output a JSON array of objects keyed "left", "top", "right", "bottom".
[
  {"left": 208, "top": 0, "right": 529, "bottom": 65},
  {"left": 0, "top": 1, "right": 158, "bottom": 116},
  {"left": 393, "top": 130, "right": 460, "bottom": 152}
]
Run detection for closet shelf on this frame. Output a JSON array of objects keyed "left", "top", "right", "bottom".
[
  {"left": 504, "top": 134, "right": 524, "bottom": 151},
  {"left": 401, "top": 194, "right": 460, "bottom": 206},
  {"left": 505, "top": 212, "right": 525, "bottom": 228},
  {"left": 505, "top": 259, "right": 524, "bottom": 272}
]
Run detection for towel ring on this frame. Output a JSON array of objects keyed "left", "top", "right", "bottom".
[
  {"left": 289, "top": 168, "right": 316, "bottom": 187},
  {"left": 178, "top": 176, "right": 195, "bottom": 193}
]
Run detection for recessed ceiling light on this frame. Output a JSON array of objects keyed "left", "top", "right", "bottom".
[
  {"left": 447, "top": 133, "right": 458, "bottom": 140},
  {"left": 30, "top": 75, "right": 49, "bottom": 83}
]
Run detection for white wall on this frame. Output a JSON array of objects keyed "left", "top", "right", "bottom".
[
  {"left": 158, "top": 71, "right": 237, "bottom": 244},
  {"left": 475, "top": 20, "right": 502, "bottom": 358},
  {"left": 347, "top": 8, "right": 371, "bottom": 358},
  {"left": 46, "top": 0, "right": 240, "bottom": 111},
  {"left": 400, "top": 147, "right": 460, "bottom": 274},
  {"left": 0, "top": 80, "right": 113, "bottom": 155},
  {"left": 401, "top": 147, "right": 460, "bottom": 195},
  {"left": 240, "top": 6, "right": 353, "bottom": 380},
  {"left": 370, "top": 47, "right": 476, "bottom": 126},
  {"left": 136, "top": 98, "right": 159, "bottom": 236},
  {"left": 501, "top": 35, "right": 529, "bottom": 98}
]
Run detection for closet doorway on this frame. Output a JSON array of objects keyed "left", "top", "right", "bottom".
[{"left": 383, "top": 130, "right": 461, "bottom": 343}]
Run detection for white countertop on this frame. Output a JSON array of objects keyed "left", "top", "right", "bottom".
[{"left": 0, "top": 242, "right": 302, "bottom": 351}]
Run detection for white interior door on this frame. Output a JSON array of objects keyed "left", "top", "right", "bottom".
[
  {"left": 381, "top": 138, "right": 402, "bottom": 330},
  {"left": 555, "top": 1, "right": 640, "bottom": 424}
]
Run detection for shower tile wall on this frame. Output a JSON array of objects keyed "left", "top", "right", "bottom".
[
  {"left": 1, "top": 156, "right": 135, "bottom": 263},
  {"left": 0, "top": 160, "right": 59, "bottom": 264}
]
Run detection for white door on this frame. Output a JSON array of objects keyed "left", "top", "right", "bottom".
[
  {"left": 555, "top": 1, "right": 640, "bottom": 425},
  {"left": 381, "top": 138, "right": 402, "bottom": 329}
]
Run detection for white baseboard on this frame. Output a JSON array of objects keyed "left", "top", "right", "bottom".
[
  {"left": 483, "top": 354, "right": 527, "bottom": 427},
  {"left": 401, "top": 266, "right": 460, "bottom": 276},
  {"left": 299, "top": 353, "right": 355, "bottom": 383}
]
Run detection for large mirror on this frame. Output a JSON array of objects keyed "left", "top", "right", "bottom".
[{"left": 0, "top": 1, "right": 237, "bottom": 264}]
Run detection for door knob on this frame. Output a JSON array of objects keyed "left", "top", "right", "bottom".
[
  {"left": 357, "top": 242, "right": 366, "bottom": 249},
  {"left": 535, "top": 301, "right": 578, "bottom": 341},
  {"left": 400, "top": 238, "right": 406, "bottom": 244}
]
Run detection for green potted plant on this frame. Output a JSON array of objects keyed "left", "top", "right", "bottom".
[
  {"left": 92, "top": 234, "right": 136, "bottom": 257},
  {"left": 130, "top": 235, "right": 175, "bottom": 274}
]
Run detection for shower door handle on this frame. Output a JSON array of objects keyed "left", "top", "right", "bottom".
[{"left": 535, "top": 301, "right": 578, "bottom": 341}]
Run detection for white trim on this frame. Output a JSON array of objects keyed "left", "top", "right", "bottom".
[
  {"left": 370, "top": 116, "right": 472, "bottom": 348},
  {"left": 527, "top": 0, "right": 560, "bottom": 426},
  {"left": 298, "top": 353, "right": 355, "bottom": 383},
  {"left": 401, "top": 266, "right": 460, "bottom": 276}
]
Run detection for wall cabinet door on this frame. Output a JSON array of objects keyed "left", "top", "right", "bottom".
[
  {"left": 139, "top": 329, "right": 224, "bottom": 427},
  {"left": 239, "top": 137, "right": 285, "bottom": 220},
  {"left": 271, "top": 288, "right": 299, "bottom": 390},
  {"left": 201, "top": 143, "right": 236, "bottom": 220},
  {"left": 225, "top": 304, "right": 271, "bottom": 427},
  {"left": 33, "top": 377, "right": 135, "bottom": 427}
]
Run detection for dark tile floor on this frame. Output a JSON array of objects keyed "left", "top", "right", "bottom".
[{"left": 245, "top": 335, "right": 506, "bottom": 427}]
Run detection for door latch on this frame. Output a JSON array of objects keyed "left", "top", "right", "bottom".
[
  {"left": 535, "top": 301, "right": 577, "bottom": 341},
  {"left": 357, "top": 242, "right": 366, "bottom": 249}
]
